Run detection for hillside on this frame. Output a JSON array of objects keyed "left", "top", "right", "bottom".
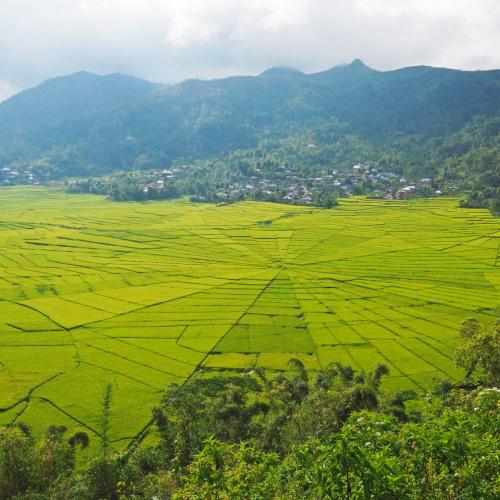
[
  {"left": 0, "top": 61, "right": 498, "bottom": 198},
  {"left": 0, "top": 71, "right": 163, "bottom": 135}
]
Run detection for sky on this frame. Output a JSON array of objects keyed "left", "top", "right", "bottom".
[{"left": 0, "top": 0, "right": 499, "bottom": 101}]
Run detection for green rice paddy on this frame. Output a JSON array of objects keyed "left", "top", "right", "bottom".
[{"left": 0, "top": 187, "right": 498, "bottom": 446}]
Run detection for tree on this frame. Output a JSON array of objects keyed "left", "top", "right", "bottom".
[
  {"left": 32, "top": 425, "right": 87, "bottom": 492},
  {"left": 101, "top": 383, "right": 113, "bottom": 456},
  {"left": 455, "top": 318, "right": 500, "bottom": 386},
  {"left": 0, "top": 426, "right": 32, "bottom": 499}
]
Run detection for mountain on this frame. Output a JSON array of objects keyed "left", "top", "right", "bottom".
[
  {"left": 311, "top": 58, "right": 377, "bottom": 80},
  {"left": 259, "top": 66, "right": 306, "bottom": 77},
  {"left": 0, "top": 71, "right": 163, "bottom": 136},
  {"left": 0, "top": 60, "right": 498, "bottom": 180}
]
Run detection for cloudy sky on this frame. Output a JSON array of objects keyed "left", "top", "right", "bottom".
[{"left": 1, "top": 0, "right": 499, "bottom": 101}]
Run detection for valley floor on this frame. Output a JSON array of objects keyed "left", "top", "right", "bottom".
[{"left": 0, "top": 187, "right": 498, "bottom": 447}]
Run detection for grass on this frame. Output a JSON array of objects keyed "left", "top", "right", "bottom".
[{"left": 0, "top": 186, "right": 498, "bottom": 446}]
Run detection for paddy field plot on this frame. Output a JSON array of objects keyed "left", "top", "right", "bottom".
[{"left": 0, "top": 187, "right": 498, "bottom": 447}]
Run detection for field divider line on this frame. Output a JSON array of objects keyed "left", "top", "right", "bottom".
[
  {"left": 293, "top": 243, "right": 491, "bottom": 270},
  {"left": 110, "top": 435, "right": 138, "bottom": 444},
  {"left": 56, "top": 236, "right": 158, "bottom": 252},
  {"left": 118, "top": 245, "right": 262, "bottom": 266},
  {"left": 79, "top": 360, "right": 164, "bottom": 390},
  {"left": 293, "top": 267, "right": 494, "bottom": 292},
  {"left": 68, "top": 280, "right": 237, "bottom": 329},
  {"left": 45, "top": 256, "right": 126, "bottom": 275},
  {"left": 126, "top": 272, "right": 284, "bottom": 452},
  {"left": 413, "top": 336, "right": 456, "bottom": 361},
  {"left": 0, "top": 343, "right": 74, "bottom": 348},
  {"left": 83, "top": 230, "right": 164, "bottom": 245},
  {"left": 184, "top": 229, "right": 266, "bottom": 261},
  {"left": 391, "top": 339, "right": 454, "bottom": 380},
  {"left": 66, "top": 325, "right": 81, "bottom": 369},
  {"left": 301, "top": 289, "right": 366, "bottom": 371},
  {"left": 283, "top": 272, "right": 320, "bottom": 362},
  {"left": 282, "top": 229, "right": 295, "bottom": 264},
  {"left": 91, "top": 332, "right": 200, "bottom": 367},
  {"left": 285, "top": 229, "right": 341, "bottom": 263},
  {"left": 438, "top": 230, "right": 500, "bottom": 252},
  {"left": 373, "top": 315, "right": 460, "bottom": 357},
  {"left": 200, "top": 216, "right": 273, "bottom": 260},
  {"left": 185, "top": 268, "right": 281, "bottom": 380},
  {"left": 4, "top": 323, "right": 25, "bottom": 331},
  {"left": 78, "top": 342, "right": 185, "bottom": 379},
  {"left": 388, "top": 320, "right": 459, "bottom": 353},
  {"left": 92, "top": 291, "right": 149, "bottom": 307},
  {"left": 390, "top": 308, "right": 462, "bottom": 337},
  {"left": 25, "top": 241, "right": 128, "bottom": 254},
  {"left": 60, "top": 296, "right": 132, "bottom": 315},
  {"left": 74, "top": 273, "right": 273, "bottom": 331},
  {"left": 1, "top": 371, "right": 63, "bottom": 414},
  {"left": 31, "top": 396, "right": 101, "bottom": 437},
  {"left": 287, "top": 267, "right": 380, "bottom": 290},
  {"left": 15, "top": 302, "right": 68, "bottom": 330},
  {"left": 305, "top": 287, "right": 425, "bottom": 389},
  {"left": 2, "top": 400, "right": 28, "bottom": 423},
  {"left": 435, "top": 249, "right": 499, "bottom": 269},
  {"left": 290, "top": 245, "right": 412, "bottom": 268}
]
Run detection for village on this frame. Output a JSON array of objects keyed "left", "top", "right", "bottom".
[
  {"left": 3, "top": 160, "right": 453, "bottom": 206},
  {"left": 0, "top": 166, "right": 39, "bottom": 186},
  {"left": 188, "top": 162, "right": 447, "bottom": 205}
]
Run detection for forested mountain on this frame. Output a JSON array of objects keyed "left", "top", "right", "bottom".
[
  {"left": 0, "top": 60, "right": 498, "bottom": 195},
  {"left": 0, "top": 72, "right": 162, "bottom": 135}
]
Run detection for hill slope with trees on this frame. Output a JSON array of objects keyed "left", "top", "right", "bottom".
[{"left": 0, "top": 61, "right": 498, "bottom": 206}]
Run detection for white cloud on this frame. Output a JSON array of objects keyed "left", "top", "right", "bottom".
[
  {"left": 0, "top": 81, "right": 17, "bottom": 102},
  {"left": 166, "top": 14, "right": 217, "bottom": 48},
  {"left": 0, "top": 0, "right": 498, "bottom": 99}
]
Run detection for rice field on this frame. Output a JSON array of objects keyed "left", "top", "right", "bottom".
[{"left": 0, "top": 186, "right": 498, "bottom": 446}]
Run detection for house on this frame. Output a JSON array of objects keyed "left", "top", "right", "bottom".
[
  {"left": 379, "top": 172, "right": 397, "bottom": 180},
  {"left": 397, "top": 185, "right": 416, "bottom": 199}
]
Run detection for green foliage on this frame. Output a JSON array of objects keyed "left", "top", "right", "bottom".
[
  {"left": 0, "top": 351, "right": 498, "bottom": 499},
  {"left": 101, "top": 384, "right": 113, "bottom": 456},
  {"left": 0, "top": 426, "right": 32, "bottom": 499},
  {"left": 0, "top": 63, "right": 498, "bottom": 205},
  {"left": 0, "top": 424, "right": 88, "bottom": 499},
  {"left": 151, "top": 360, "right": 391, "bottom": 466},
  {"left": 455, "top": 318, "right": 500, "bottom": 386}
]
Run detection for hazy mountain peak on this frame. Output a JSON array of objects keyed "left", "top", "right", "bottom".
[
  {"left": 259, "top": 66, "right": 304, "bottom": 77},
  {"left": 331, "top": 58, "right": 376, "bottom": 73},
  {"left": 310, "top": 58, "right": 376, "bottom": 80},
  {"left": 347, "top": 58, "right": 372, "bottom": 69},
  {"left": 0, "top": 71, "right": 161, "bottom": 135}
]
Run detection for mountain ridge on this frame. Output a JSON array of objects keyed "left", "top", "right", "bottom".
[{"left": 0, "top": 60, "right": 498, "bottom": 182}]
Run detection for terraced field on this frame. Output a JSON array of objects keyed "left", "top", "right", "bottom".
[{"left": 0, "top": 187, "right": 498, "bottom": 447}]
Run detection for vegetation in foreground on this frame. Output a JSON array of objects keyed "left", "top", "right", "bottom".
[{"left": 0, "top": 318, "right": 498, "bottom": 499}]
